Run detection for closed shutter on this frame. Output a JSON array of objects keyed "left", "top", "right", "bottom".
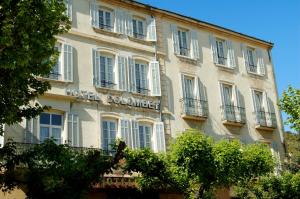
[
  {"left": 128, "top": 57, "right": 136, "bottom": 92},
  {"left": 120, "top": 119, "right": 131, "bottom": 148},
  {"left": 241, "top": 44, "right": 250, "bottom": 71},
  {"left": 226, "top": 40, "right": 236, "bottom": 68},
  {"left": 209, "top": 34, "right": 218, "bottom": 64},
  {"left": 114, "top": 9, "right": 126, "bottom": 34},
  {"left": 190, "top": 30, "right": 200, "bottom": 59},
  {"left": 149, "top": 61, "right": 161, "bottom": 96},
  {"left": 63, "top": 44, "right": 73, "bottom": 82},
  {"left": 256, "top": 49, "right": 265, "bottom": 75},
  {"left": 64, "top": 0, "right": 72, "bottom": 20},
  {"left": 147, "top": 16, "right": 157, "bottom": 41},
  {"left": 92, "top": 49, "right": 101, "bottom": 87},
  {"left": 131, "top": 120, "right": 139, "bottom": 149},
  {"left": 170, "top": 24, "right": 180, "bottom": 54},
  {"left": 68, "top": 114, "right": 79, "bottom": 147},
  {"left": 153, "top": 122, "right": 166, "bottom": 152},
  {"left": 90, "top": 0, "right": 99, "bottom": 28},
  {"left": 118, "top": 56, "right": 127, "bottom": 91},
  {"left": 126, "top": 13, "right": 133, "bottom": 36}
]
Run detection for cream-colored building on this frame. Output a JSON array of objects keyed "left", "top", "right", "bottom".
[{"left": 4, "top": 0, "right": 284, "bottom": 160}]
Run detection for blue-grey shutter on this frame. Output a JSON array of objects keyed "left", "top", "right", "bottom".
[
  {"left": 147, "top": 16, "right": 157, "bottom": 41},
  {"left": 118, "top": 56, "right": 127, "bottom": 91},
  {"left": 241, "top": 44, "right": 250, "bottom": 71},
  {"left": 92, "top": 49, "right": 101, "bottom": 87},
  {"left": 65, "top": 0, "right": 72, "bottom": 20},
  {"left": 114, "top": 9, "right": 126, "bottom": 34},
  {"left": 128, "top": 57, "right": 136, "bottom": 92},
  {"left": 170, "top": 24, "right": 180, "bottom": 54},
  {"left": 153, "top": 122, "right": 166, "bottom": 152},
  {"left": 226, "top": 40, "right": 235, "bottom": 68},
  {"left": 150, "top": 61, "right": 161, "bottom": 96},
  {"left": 63, "top": 44, "right": 73, "bottom": 82},
  {"left": 131, "top": 120, "right": 139, "bottom": 149},
  {"left": 120, "top": 119, "right": 131, "bottom": 148},
  {"left": 209, "top": 34, "right": 218, "bottom": 64},
  {"left": 256, "top": 49, "right": 265, "bottom": 75},
  {"left": 90, "top": 0, "right": 99, "bottom": 28},
  {"left": 126, "top": 13, "right": 133, "bottom": 36},
  {"left": 190, "top": 30, "right": 200, "bottom": 59},
  {"left": 68, "top": 113, "right": 79, "bottom": 147}
]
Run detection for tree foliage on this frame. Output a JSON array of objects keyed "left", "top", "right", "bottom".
[
  {"left": 279, "top": 86, "right": 300, "bottom": 132},
  {"left": 0, "top": 140, "right": 124, "bottom": 199},
  {"left": 0, "top": 0, "right": 70, "bottom": 128},
  {"left": 283, "top": 131, "right": 300, "bottom": 172}
]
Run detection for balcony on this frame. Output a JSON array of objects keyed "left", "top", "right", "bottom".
[
  {"left": 180, "top": 98, "right": 208, "bottom": 120},
  {"left": 179, "top": 46, "right": 190, "bottom": 57},
  {"left": 220, "top": 105, "right": 246, "bottom": 126},
  {"left": 254, "top": 111, "right": 277, "bottom": 131}
]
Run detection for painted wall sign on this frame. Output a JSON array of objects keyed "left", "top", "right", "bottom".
[
  {"left": 107, "top": 95, "right": 160, "bottom": 111},
  {"left": 66, "top": 89, "right": 100, "bottom": 101}
]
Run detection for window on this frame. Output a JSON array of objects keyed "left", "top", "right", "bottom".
[
  {"left": 247, "top": 47, "right": 257, "bottom": 73},
  {"left": 132, "top": 18, "right": 145, "bottom": 40},
  {"left": 48, "top": 44, "right": 62, "bottom": 80},
  {"left": 216, "top": 39, "right": 226, "bottom": 65},
  {"left": 100, "top": 54, "right": 115, "bottom": 88},
  {"left": 221, "top": 84, "right": 235, "bottom": 121},
  {"left": 178, "top": 29, "right": 189, "bottom": 56},
  {"left": 68, "top": 114, "right": 79, "bottom": 147},
  {"left": 135, "top": 62, "right": 148, "bottom": 95},
  {"left": 99, "top": 8, "right": 113, "bottom": 31},
  {"left": 102, "top": 120, "right": 116, "bottom": 151},
  {"left": 40, "top": 113, "right": 63, "bottom": 144},
  {"left": 139, "top": 124, "right": 151, "bottom": 149}
]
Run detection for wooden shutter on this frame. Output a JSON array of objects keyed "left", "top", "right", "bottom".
[
  {"left": 190, "top": 30, "right": 200, "bottom": 59},
  {"left": 196, "top": 77, "right": 206, "bottom": 115},
  {"left": 64, "top": 0, "right": 72, "bottom": 20},
  {"left": 126, "top": 13, "right": 133, "bottom": 36},
  {"left": 256, "top": 49, "right": 265, "bottom": 75},
  {"left": 68, "top": 113, "right": 79, "bottom": 147},
  {"left": 147, "top": 16, "right": 157, "bottom": 41},
  {"left": 90, "top": 0, "right": 99, "bottom": 28},
  {"left": 226, "top": 40, "right": 236, "bottom": 68},
  {"left": 114, "top": 9, "right": 126, "bottom": 34},
  {"left": 241, "top": 44, "right": 250, "bottom": 71},
  {"left": 170, "top": 24, "right": 180, "bottom": 54},
  {"left": 118, "top": 56, "right": 127, "bottom": 91},
  {"left": 209, "top": 34, "right": 218, "bottom": 64},
  {"left": 153, "top": 122, "right": 166, "bottom": 152},
  {"left": 63, "top": 44, "right": 73, "bottom": 82},
  {"left": 120, "top": 119, "right": 131, "bottom": 148},
  {"left": 233, "top": 86, "right": 242, "bottom": 122},
  {"left": 131, "top": 120, "right": 139, "bottom": 149},
  {"left": 149, "top": 61, "right": 161, "bottom": 96},
  {"left": 128, "top": 57, "right": 136, "bottom": 93},
  {"left": 92, "top": 49, "right": 101, "bottom": 87}
]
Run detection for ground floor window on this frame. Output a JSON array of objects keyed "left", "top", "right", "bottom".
[
  {"left": 39, "top": 113, "right": 63, "bottom": 144},
  {"left": 138, "top": 124, "right": 151, "bottom": 149},
  {"left": 102, "top": 120, "right": 117, "bottom": 151}
]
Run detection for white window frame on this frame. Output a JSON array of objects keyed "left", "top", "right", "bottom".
[
  {"left": 135, "top": 61, "right": 149, "bottom": 95},
  {"left": 216, "top": 38, "right": 227, "bottom": 66},
  {"left": 178, "top": 28, "right": 189, "bottom": 57},
  {"left": 132, "top": 17, "right": 146, "bottom": 40},
  {"left": 39, "top": 113, "right": 63, "bottom": 145},
  {"left": 68, "top": 114, "right": 79, "bottom": 147},
  {"left": 138, "top": 123, "right": 152, "bottom": 149},
  {"left": 98, "top": 7, "right": 114, "bottom": 31},
  {"left": 101, "top": 119, "right": 117, "bottom": 151},
  {"left": 247, "top": 47, "right": 257, "bottom": 73},
  {"left": 47, "top": 43, "right": 63, "bottom": 81},
  {"left": 99, "top": 53, "right": 116, "bottom": 89}
]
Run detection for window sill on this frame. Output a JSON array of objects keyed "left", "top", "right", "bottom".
[
  {"left": 128, "top": 36, "right": 154, "bottom": 46},
  {"left": 37, "top": 77, "right": 72, "bottom": 84},
  {"left": 222, "top": 120, "right": 245, "bottom": 127},
  {"left": 215, "top": 64, "right": 235, "bottom": 72},
  {"left": 93, "top": 27, "right": 122, "bottom": 38},
  {"left": 247, "top": 71, "right": 265, "bottom": 77},
  {"left": 255, "top": 125, "right": 276, "bottom": 132},
  {"left": 175, "top": 54, "right": 198, "bottom": 64}
]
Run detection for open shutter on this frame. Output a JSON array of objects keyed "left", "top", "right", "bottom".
[
  {"left": 196, "top": 77, "right": 206, "bottom": 116},
  {"left": 92, "top": 49, "right": 101, "bottom": 87},
  {"left": 170, "top": 24, "right": 180, "bottom": 54},
  {"left": 64, "top": 0, "right": 73, "bottom": 20},
  {"left": 264, "top": 92, "right": 272, "bottom": 126},
  {"left": 128, "top": 57, "right": 136, "bottom": 92},
  {"left": 68, "top": 114, "right": 79, "bottom": 147},
  {"left": 252, "top": 90, "right": 260, "bottom": 124},
  {"left": 149, "top": 61, "right": 161, "bottom": 96},
  {"left": 226, "top": 40, "right": 235, "bottom": 68},
  {"left": 90, "top": 0, "right": 99, "bottom": 28},
  {"left": 256, "top": 49, "right": 265, "bottom": 75},
  {"left": 118, "top": 56, "right": 127, "bottom": 91},
  {"left": 114, "top": 9, "right": 126, "bottom": 34},
  {"left": 63, "top": 44, "right": 73, "bottom": 82},
  {"left": 190, "top": 30, "right": 200, "bottom": 59},
  {"left": 180, "top": 74, "right": 186, "bottom": 99},
  {"left": 131, "top": 120, "right": 139, "bottom": 149},
  {"left": 209, "top": 34, "right": 218, "bottom": 64},
  {"left": 241, "top": 44, "right": 250, "bottom": 71},
  {"left": 147, "top": 16, "right": 157, "bottom": 41},
  {"left": 153, "top": 122, "right": 166, "bottom": 152},
  {"left": 126, "top": 13, "right": 133, "bottom": 36},
  {"left": 120, "top": 119, "right": 131, "bottom": 148},
  {"left": 233, "top": 86, "right": 242, "bottom": 122},
  {"left": 25, "top": 119, "right": 34, "bottom": 143}
]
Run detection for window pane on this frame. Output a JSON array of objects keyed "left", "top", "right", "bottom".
[
  {"left": 145, "top": 126, "right": 151, "bottom": 148},
  {"left": 105, "top": 12, "right": 111, "bottom": 27},
  {"left": 40, "top": 113, "right": 50, "bottom": 125},
  {"left": 139, "top": 126, "right": 145, "bottom": 149},
  {"left": 51, "top": 114, "right": 62, "bottom": 126},
  {"left": 40, "top": 127, "right": 49, "bottom": 142},
  {"left": 138, "top": 21, "right": 143, "bottom": 35},
  {"left": 52, "top": 128, "right": 61, "bottom": 144}
]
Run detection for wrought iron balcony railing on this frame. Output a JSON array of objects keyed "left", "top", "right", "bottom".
[
  {"left": 133, "top": 32, "right": 146, "bottom": 40},
  {"left": 217, "top": 56, "right": 227, "bottom": 66},
  {"left": 179, "top": 46, "right": 190, "bottom": 57},
  {"left": 99, "top": 23, "right": 114, "bottom": 32},
  {"left": 220, "top": 105, "right": 246, "bottom": 124},
  {"left": 180, "top": 98, "right": 208, "bottom": 118},
  {"left": 254, "top": 111, "right": 277, "bottom": 128}
]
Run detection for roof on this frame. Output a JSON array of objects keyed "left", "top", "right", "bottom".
[{"left": 125, "top": 0, "right": 274, "bottom": 47}]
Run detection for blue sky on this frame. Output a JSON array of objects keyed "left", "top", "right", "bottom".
[{"left": 140, "top": 0, "right": 300, "bottom": 132}]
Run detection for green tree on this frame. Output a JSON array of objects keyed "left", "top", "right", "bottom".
[
  {"left": 0, "top": 0, "right": 70, "bottom": 130},
  {"left": 283, "top": 131, "right": 300, "bottom": 173},
  {"left": 279, "top": 86, "right": 300, "bottom": 132},
  {"left": 0, "top": 140, "right": 125, "bottom": 199}
]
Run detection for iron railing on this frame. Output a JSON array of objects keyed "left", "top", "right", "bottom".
[
  {"left": 133, "top": 32, "right": 146, "bottom": 40},
  {"left": 220, "top": 105, "right": 246, "bottom": 123},
  {"left": 180, "top": 98, "right": 208, "bottom": 117},
  {"left": 254, "top": 111, "right": 277, "bottom": 128},
  {"left": 217, "top": 56, "right": 227, "bottom": 65},
  {"left": 179, "top": 46, "right": 190, "bottom": 57},
  {"left": 45, "top": 72, "right": 62, "bottom": 80},
  {"left": 99, "top": 23, "right": 114, "bottom": 32},
  {"left": 248, "top": 64, "right": 258, "bottom": 73},
  {"left": 136, "top": 86, "right": 149, "bottom": 95}
]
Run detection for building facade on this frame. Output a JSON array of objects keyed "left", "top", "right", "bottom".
[{"left": 4, "top": 0, "right": 284, "bottom": 161}]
